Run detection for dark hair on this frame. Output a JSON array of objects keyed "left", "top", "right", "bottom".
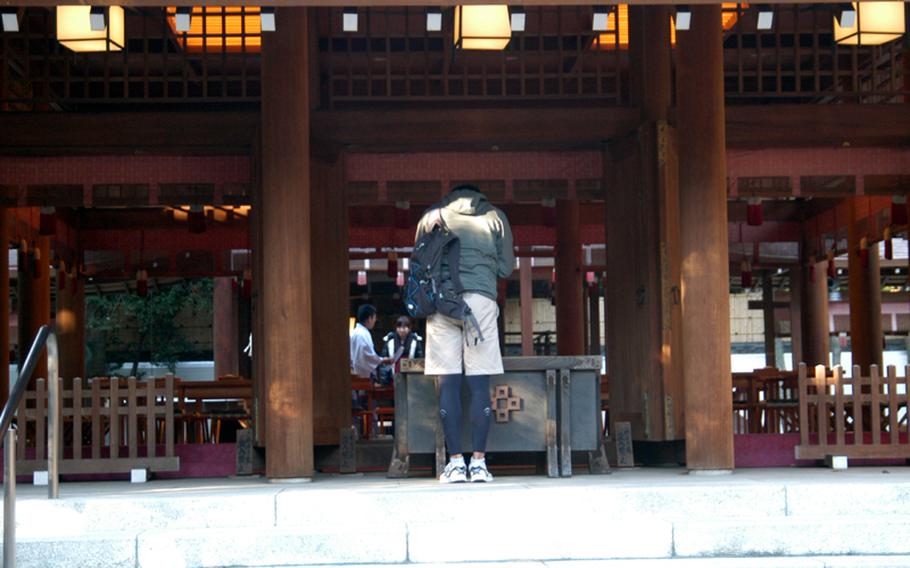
[
  {"left": 395, "top": 315, "right": 412, "bottom": 328},
  {"left": 451, "top": 183, "right": 481, "bottom": 194},
  {"left": 356, "top": 304, "right": 377, "bottom": 324}
]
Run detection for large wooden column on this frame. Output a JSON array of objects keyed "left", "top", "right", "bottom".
[
  {"left": 605, "top": 5, "right": 682, "bottom": 443},
  {"left": 56, "top": 268, "right": 85, "bottom": 384},
  {"left": 847, "top": 198, "right": 883, "bottom": 371},
  {"left": 677, "top": 5, "right": 734, "bottom": 470},
  {"left": 0, "top": 210, "right": 8, "bottom": 405},
  {"left": 18, "top": 234, "right": 50, "bottom": 383},
  {"left": 800, "top": 259, "right": 831, "bottom": 367},
  {"left": 260, "top": 7, "right": 314, "bottom": 478},
  {"left": 556, "top": 199, "right": 584, "bottom": 355},
  {"left": 310, "top": 155, "right": 350, "bottom": 445},
  {"left": 213, "top": 277, "right": 239, "bottom": 379}
]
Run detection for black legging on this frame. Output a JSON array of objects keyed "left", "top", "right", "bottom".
[{"left": 438, "top": 374, "right": 492, "bottom": 455}]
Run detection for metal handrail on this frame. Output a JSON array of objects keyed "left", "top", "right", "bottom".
[{"left": 2, "top": 324, "right": 60, "bottom": 568}]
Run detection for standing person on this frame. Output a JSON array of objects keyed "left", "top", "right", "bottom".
[
  {"left": 416, "top": 184, "right": 514, "bottom": 483},
  {"left": 350, "top": 304, "right": 392, "bottom": 381},
  {"left": 379, "top": 315, "right": 423, "bottom": 385}
]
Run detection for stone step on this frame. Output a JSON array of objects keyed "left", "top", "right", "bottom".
[{"left": 3, "top": 468, "right": 910, "bottom": 567}]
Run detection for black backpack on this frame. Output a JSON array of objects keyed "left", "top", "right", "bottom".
[{"left": 405, "top": 213, "right": 484, "bottom": 343}]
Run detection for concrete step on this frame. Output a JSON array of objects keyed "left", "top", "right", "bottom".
[{"left": 3, "top": 468, "right": 910, "bottom": 567}]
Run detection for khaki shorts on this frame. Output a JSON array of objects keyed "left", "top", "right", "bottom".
[{"left": 425, "top": 292, "right": 504, "bottom": 376}]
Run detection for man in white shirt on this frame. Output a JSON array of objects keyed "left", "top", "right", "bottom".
[{"left": 350, "top": 304, "right": 391, "bottom": 380}]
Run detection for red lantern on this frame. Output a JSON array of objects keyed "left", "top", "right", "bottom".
[
  {"left": 891, "top": 195, "right": 907, "bottom": 226},
  {"left": 241, "top": 268, "right": 252, "bottom": 299},
  {"left": 136, "top": 269, "right": 149, "bottom": 297},
  {"left": 39, "top": 207, "right": 56, "bottom": 236},
  {"left": 32, "top": 245, "right": 42, "bottom": 280},
  {"left": 542, "top": 198, "right": 556, "bottom": 227},
  {"left": 387, "top": 252, "right": 398, "bottom": 278},
  {"left": 859, "top": 237, "right": 869, "bottom": 269},
  {"left": 740, "top": 259, "right": 753, "bottom": 289},
  {"left": 884, "top": 227, "right": 893, "bottom": 260},
  {"left": 394, "top": 201, "right": 410, "bottom": 230},
  {"left": 188, "top": 205, "right": 206, "bottom": 234},
  {"left": 746, "top": 197, "right": 763, "bottom": 226},
  {"left": 58, "top": 261, "right": 67, "bottom": 291}
]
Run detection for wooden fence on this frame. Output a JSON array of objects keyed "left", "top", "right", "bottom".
[
  {"left": 15, "top": 375, "right": 179, "bottom": 475},
  {"left": 795, "top": 363, "right": 910, "bottom": 460}
]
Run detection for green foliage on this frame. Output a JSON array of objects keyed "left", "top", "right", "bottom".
[{"left": 86, "top": 279, "right": 214, "bottom": 376}]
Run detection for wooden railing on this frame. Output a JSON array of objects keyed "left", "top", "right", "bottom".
[
  {"left": 15, "top": 375, "right": 179, "bottom": 475},
  {"left": 795, "top": 363, "right": 910, "bottom": 460}
]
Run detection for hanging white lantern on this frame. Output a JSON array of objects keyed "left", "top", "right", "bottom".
[
  {"left": 454, "top": 5, "right": 512, "bottom": 50},
  {"left": 834, "top": 2, "right": 905, "bottom": 46},
  {"left": 57, "top": 6, "right": 125, "bottom": 52},
  {"left": 396, "top": 271, "right": 405, "bottom": 287},
  {"left": 356, "top": 270, "right": 367, "bottom": 286}
]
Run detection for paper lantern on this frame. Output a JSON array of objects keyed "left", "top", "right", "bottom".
[
  {"left": 32, "top": 245, "right": 42, "bottom": 279},
  {"left": 542, "top": 198, "right": 556, "bottom": 227},
  {"left": 746, "top": 198, "right": 763, "bottom": 226},
  {"left": 136, "top": 269, "right": 149, "bottom": 297},
  {"left": 454, "top": 5, "right": 512, "bottom": 50},
  {"left": 188, "top": 205, "right": 206, "bottom": 234},
  {"left": 39, "top": 207, "right": 56, "bottom": 236},
  {"left": 356, "top": 270, "right": 367, "bottom": 286},
  {"left": 834, "top": 1, "right": 905, "bottom": 46},
  {"left": 394, "top": 201, "right": 410, "bottom": 230},
  {"left": 740, "top": 259, "right": 753, "bottom": 289},
  {"left": 396, "top": 271, "right": 405, "bottom": 287},
  {"left": 241, "top": 268, "right": 252, "bottom": 299},
  {"left": 57, "top": 6, "right": 125, "bottom": 52},
  {"left": 387, "top": 252, "right": 398, "bottom": 278},
  {"left": 891, "top": 195, "right": 907, "bottom": 226}
]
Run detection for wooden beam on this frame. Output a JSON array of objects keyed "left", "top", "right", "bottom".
[{"left": 4, "top": 105, "right": 906, "bottom": 156}]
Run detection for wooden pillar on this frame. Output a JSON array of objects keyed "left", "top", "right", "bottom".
[
  {"left": 213, "top": 277, "right": 239, "bottom": 379},
  {"left": 847, "top": 198, "right": 883, "bottom": 371},
  {"left": 556, "top": 199, "right": 584, "bottom": 355},
  {"left": 250, "top": 130, "right": 266, "bottom": 447},
  {"left": 18, "top": 234, "right": 50, "bottom": 383},
  {"left": 801, "top": 259, "right": 831, "bottom": 367},
  {"left": 261, "top": 7, "right": 314, "bottom": 478},
  {"left": 605, "top": 5, "right": 681, "bottom": 443},
  {"left": 310, "top": 154, "right": 350, "bottom": 445},
  {"left": 0, "top": 210, "right": 8, "bottom": 406},
  {"left": 789, "top": 265, "right": 804, "bottom": 368},
  {"left": 56, "top": 269, "right": 85, "bottom": 385},
  {"left": 519, "top": 256, "right": 534, "bottom": 356},
  {"left": 762, "top": 272, "right": 776, "bottom": 367},
  {"left": 677, "top": 5, "right": 733, "bottom": 470}
]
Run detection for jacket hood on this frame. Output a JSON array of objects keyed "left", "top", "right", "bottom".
[{"left": 440, "top": 188, "right": 493, "bottom": 216}]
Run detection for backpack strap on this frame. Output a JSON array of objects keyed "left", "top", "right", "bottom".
[{"left": 446, "top": 237, "right": 467, "bottom": 295}]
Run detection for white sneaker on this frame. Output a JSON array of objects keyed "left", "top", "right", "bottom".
[
  {"left": 439, "top": 460, "right": 467, "bottom": 483},
  {"left": 469, "top": 459, "right": 493, "bottom": 483}
]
